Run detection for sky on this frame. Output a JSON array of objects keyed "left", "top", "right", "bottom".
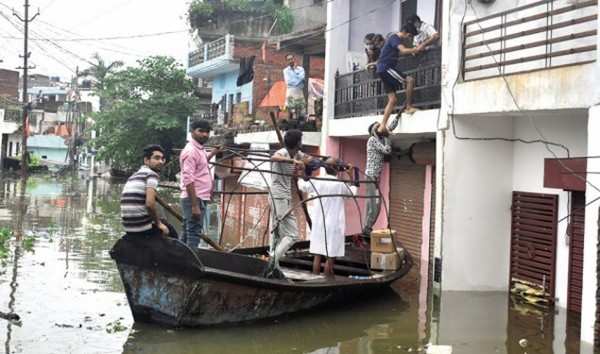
[{"left": 0, "top": 0, "right": 192, "bottom": 81}]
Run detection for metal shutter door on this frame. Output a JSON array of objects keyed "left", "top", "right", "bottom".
[
  {"left": 510, "top": 191, "right": 558, "bottom": 299},
  {"left": 389, "top": 161, "right": 425, "bottom": 268},
  {"left": 567, "top": 192, "right": 585, "bottom": 313}
]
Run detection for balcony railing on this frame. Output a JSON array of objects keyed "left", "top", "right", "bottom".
[
  {"left": 462, "top": 0, "right": 597, "bottom": 81},
  {"left": 334, "top": 47, "right": 441, "bottom": 119},
  {"left": 188, "top": 34, "right": 235, "bottom": 68},
  {"left": 2, "top": 108, "right": 21, "bottom": 122}
]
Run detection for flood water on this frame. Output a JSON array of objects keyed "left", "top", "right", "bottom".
[{"left": 0, "top": 176, "right": 587, "bottom": 354}]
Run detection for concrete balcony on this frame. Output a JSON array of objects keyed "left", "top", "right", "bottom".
[
  {"left": 186, "top": 34, "right": 237, "bottom": 79},
  {"left": 0, "top": 108, "right": 21, "bottom": 134}
]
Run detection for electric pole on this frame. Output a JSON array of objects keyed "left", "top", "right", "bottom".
[{"left": 13, "top": 0, "right": 39, "bottom": 178}]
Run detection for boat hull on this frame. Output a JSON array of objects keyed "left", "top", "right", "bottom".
[
  {"left": 117, "top": 263, "right": 348, "bottom": 327},
  {"left": 111, "top": 235, "right": 411, "bottom": 327}
]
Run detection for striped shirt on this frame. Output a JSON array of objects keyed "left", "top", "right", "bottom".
[
  {"left": 120, "top": 165, "right": 159, "bottom": 233},
  {"left": 270, "top": 148, "right": 305, "bottom": 199}
]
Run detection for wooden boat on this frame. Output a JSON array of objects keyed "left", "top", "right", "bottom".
[{"left": 110, "top": 234, "right": 412, "bottom": 327}]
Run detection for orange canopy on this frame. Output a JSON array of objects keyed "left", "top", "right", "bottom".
[{"left": 259, "top": 81, "right": 287, "bottom": 109}]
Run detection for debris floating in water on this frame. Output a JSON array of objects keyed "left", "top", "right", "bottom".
[{"left": 519, "top": 338, "right": 528, "bottom": 348}]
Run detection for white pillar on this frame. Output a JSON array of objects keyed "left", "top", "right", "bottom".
[
  {"left": 320, "top": 0, "right": 350, "bottom": 155},
  {"left": 581, "top": 105, "right": 600, "bottom": 348}
]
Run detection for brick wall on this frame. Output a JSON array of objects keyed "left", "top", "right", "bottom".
[
  {"left": 0, "top": 69, "right": 19, "bottom": 100},
  {"left": 232, "top": 41, "right": 324, "bottom": 123}
]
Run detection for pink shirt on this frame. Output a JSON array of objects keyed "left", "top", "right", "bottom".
[{"left": 180, "top": 139, "right": 212, "bottom": 200}]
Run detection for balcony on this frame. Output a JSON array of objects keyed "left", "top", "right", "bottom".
[
  {"left": 334, "top": 47, "right": 441, "bottom": 119},
  {"left": 0, "top": 107, "right": 21, "bottom": 135},
  {"left": 186, "top": 34, "right": 237, "bottom": 79},
  {"left": 462, "top": 0, "right": 597, "bottom": 81}
]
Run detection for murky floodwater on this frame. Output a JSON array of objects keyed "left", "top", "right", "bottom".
[{"left": 0, "top": 175, "right": 586, "bottom": 354}]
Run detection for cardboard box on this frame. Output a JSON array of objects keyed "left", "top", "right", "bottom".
[
  {"left": 371, "top": 251, "right": 401, "bottom": 271},
  {"left": 370, "top": 229, "right": 396, "bottom": 253}
]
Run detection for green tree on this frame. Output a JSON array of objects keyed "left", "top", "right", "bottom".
[
  {"left": 91, "top": 56, "right": 199, "bottom": 173},
  {"left": 79, "top": 53, "right": 124, "bottom": 110}
]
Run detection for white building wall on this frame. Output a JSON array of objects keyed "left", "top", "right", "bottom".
[
  {"left": 321, "top": 0, "right": 350, "bottom": 154},
  {"left": 511, "top": 112, "right": 588, "bottom": 307},
  {"left": 581, "top": 105, "right": 600, "bottom": 348},
  {"left": 442, "top": 116, "right": 514, "bottom": 291},
  {"left": 443, "top": 0, "right": 600, "bottom": 117}
]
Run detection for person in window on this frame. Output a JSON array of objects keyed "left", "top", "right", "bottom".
[
  {"left": 364, "top": 33, "right": 386, "bottom": 71},
  {"left": 407, "top": 14, "right": 440, "bottom": 49}
]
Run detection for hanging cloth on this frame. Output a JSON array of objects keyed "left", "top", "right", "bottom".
[{"left": 236, "top": 56, "right": 255, "bottom": 87}]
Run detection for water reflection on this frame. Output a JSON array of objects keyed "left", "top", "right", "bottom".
[
  {"left": 121, "top": 289, "right": 421, "bottom": 354},
  {"left": 0, "top": 175, "right": 131, "bottom": 354},
  {"left": 0, "top": 175, "right": 587, "bottom": 354}
]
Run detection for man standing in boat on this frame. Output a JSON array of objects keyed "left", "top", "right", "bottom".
[
  {"left": 120, "top": 144, "right": 169, "bottom": 237},
  {"left": 266, "top": 129, "right": 309, "bottom": 278},
  {"left": 180, "top": 120, "right": 221, "bottom": 248},
  {"left": 298, "top": 158, "right": 357, "bottom": 276}
]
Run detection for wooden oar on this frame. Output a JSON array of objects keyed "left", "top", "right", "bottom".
[
  {"left": 155, "top": 194, "right": 225, "bottom": 252},
  {"left": 268, "top": 111, "right": 312, "bottom": 229}
]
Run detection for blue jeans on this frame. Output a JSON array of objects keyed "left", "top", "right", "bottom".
[{"left": 181, "top": 198, "right": 206, "bottom": 248}]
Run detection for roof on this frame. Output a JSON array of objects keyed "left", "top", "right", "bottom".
[
  {"left": 27, "top": 134, "right": 67, "bottom": 149},
  {"left": 269, "top": 25, "right": 326, "bottom": 56}
]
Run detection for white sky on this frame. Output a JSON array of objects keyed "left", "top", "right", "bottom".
[{"left": 0, "top": 0, "right": 192, "bottom": 81}]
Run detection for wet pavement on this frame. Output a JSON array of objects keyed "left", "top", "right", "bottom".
[{"left": 0, "top": 176, "right": 587, "bottom": 354}]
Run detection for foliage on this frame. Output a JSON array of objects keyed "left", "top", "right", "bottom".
[
  {"left": 90, "top": 56, "right": 199, "bottom": 173},
  {"left": 106, "top": 319, "right": 127, "bottom": 333},
  {"left": 223, "top": 0, "right": 253, "bottom": 11},
  {"left": 22, "top": 236, "right": 34, "bottom": 252},
  {"left": 187, "top": 0, "right": 294, "bottom": 34},
  {"left": 273, "top": 5, "right": 294, "bottom": 34},
  {"left": 188, "top": 0, "right": 215, "bottom": 25},
  {"left": 79, "top": 53, "right": 124, "bottom": 111},
  {"left": 0, "top": 227, "right": 10, "bottom": 258},
  {"left": 28, "top": 154, "right": 41, "bottom": 168}
]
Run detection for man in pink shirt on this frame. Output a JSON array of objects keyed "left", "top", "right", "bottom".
[{"left": 180, "top": 120, "right": 221, "bottom": 248}]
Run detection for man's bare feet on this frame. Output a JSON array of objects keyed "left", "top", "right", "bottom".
[{"left": 404, "top": 106, "right": 418, "bottom": 115}]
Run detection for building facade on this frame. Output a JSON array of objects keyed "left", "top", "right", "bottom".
[{"left": 320, "top": 0, "right": 600, "bottom": 350}]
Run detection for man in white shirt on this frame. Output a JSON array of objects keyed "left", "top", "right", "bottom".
[
  {"left": 298, "top": 158, "right": 357, "bottom": 276},
  {"left": 407, "top": 14, "right": 439, "bottom": 49},
  {"left": 283, "top": 54, "right": 306, "bottom": 117}
]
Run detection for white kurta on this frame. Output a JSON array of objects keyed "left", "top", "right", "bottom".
[{"left": 298, "top": 174, "right": 357, "bottom": 257}]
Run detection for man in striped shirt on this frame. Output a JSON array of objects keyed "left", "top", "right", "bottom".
[{"left": 120, "top": 145, "right": 168, "bottom": 237}]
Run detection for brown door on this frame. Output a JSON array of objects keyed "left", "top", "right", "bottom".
[
  {"left": 567, "top": 191, "right": 585, "bottom": 313},
  {"left": 389, "top": 161, "right": 425, "bottom": 268},
  {"left": 510, "top": 191, "right": 558, "bottom": 298}
]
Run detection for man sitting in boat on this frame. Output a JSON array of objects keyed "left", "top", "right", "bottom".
[
  {"left": 298, "top": 158, "right": 357, "bottom": 276},
  {"left": 120, "top": 145, "right": 169, "bottom": 237},
  {"left": 266, "top": 129, "right": 311, "bottom": 278}
]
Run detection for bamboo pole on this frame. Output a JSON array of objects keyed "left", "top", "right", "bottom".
[{"left": 155, "top": 194, "right": 225, "bottom": 252}]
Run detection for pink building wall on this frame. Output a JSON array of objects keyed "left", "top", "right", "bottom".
[{"left": 326, "top": 137, "right": 390, "bottom": 235}]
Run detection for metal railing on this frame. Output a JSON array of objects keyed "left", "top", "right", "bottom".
[
  {"left": 188, "top": 34, "right": 235, "bottom": 67},
  {"left": 334, "top": 46, "right": 441, "bottom": 119},
  {"left": 462, "top": 0, "right": 597, "bottom": 81}
]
